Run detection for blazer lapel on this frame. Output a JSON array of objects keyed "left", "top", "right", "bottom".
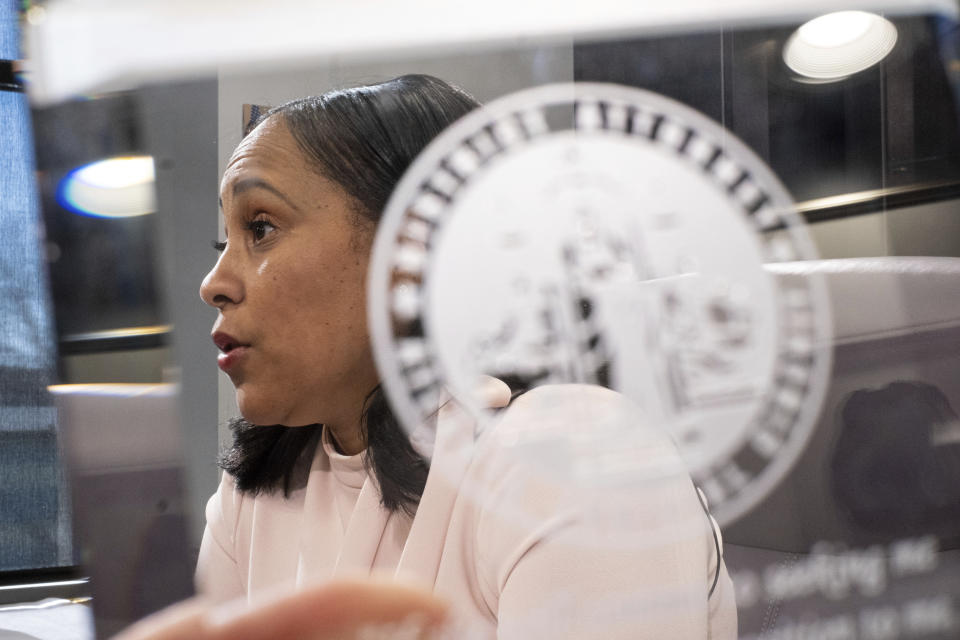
[
  {"left": 395, "top": 398, "right": 477, "bottom": 586},
  {"left": 332, "top": 476, "right": 393, "bottom": 576}
]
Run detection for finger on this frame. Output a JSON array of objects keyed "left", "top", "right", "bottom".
[
  {"left": 111, "top": 597, "right": 208, "bottom": 640},
  {"left": 205, "top": 580, "right": 449, "bottom": 640}
]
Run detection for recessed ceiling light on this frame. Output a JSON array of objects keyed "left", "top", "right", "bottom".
[
  {"left": 58, "top": 155, "right": 156, "bottom": 218},
  {"left": 784, "top": 11, "right": 898, "bottom": 82}
]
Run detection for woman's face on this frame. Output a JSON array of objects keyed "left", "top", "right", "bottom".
[{"left": 200, "top": 115, "right": 379, "bottom": 431}]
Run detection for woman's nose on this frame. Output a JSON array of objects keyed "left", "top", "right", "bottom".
[{"left": 199, "top": 250, "right": 243, "bottom": 309}]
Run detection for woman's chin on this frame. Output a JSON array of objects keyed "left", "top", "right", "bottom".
[
  {"left": 236, "top": 391, "right": 283, "bottom": 427},
  {"left": 236, "top": 393, "right": 315, "bottom": 428}
]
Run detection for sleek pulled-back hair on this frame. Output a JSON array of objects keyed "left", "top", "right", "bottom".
[{"left": 219, "top": 75, "right": 479, "bottom": 514}]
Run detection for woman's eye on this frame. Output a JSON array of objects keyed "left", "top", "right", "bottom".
[{"left": 247, "top": 218, "right": 276, "bottom": 243}]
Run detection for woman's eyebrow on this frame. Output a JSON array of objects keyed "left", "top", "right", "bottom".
[{"left": 226, "top": 177, "right": 301, "bottom": 212}]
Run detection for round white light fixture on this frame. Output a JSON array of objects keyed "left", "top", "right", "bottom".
[
  {"left": 58, "top": 155, "right": 156, "bottom": 218},
  {"left": 784, "top": 11, "right": 898, "bottom": 82}
]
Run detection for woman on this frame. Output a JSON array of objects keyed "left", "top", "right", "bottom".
[{"left": 121, "top": 74, "right": 736, "bottom": 639}]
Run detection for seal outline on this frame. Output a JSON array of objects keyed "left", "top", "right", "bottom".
[{"left": 368, "top": 82, "right": 833, "bottom": 526}]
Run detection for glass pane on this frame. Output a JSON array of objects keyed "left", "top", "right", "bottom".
[{"left": 15, "top": 4, "right": 960, "bottom": 639}]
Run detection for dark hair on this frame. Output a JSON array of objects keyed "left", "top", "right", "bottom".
[{"left": 219, "top": 75, "right": 479, "bottom": 514}]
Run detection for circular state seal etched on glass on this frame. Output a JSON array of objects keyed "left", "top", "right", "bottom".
[{"left": 368, "top": 83, "right": 832, "bottom": 527}]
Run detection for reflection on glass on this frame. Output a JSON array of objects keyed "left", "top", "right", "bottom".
[{"left": 58, "top": 155, "right": 156, "bottom": 219}]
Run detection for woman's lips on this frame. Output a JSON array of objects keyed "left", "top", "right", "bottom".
[
  {"left": 212, "top": 331, "right": 250, "bottom": 373},
  {"left": 217, "top": 346, "right": 249, "bottom": 373}
]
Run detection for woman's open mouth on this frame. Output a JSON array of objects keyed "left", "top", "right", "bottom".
[{"left": 212, "top": 331, "right": 250, "bottom": 373}]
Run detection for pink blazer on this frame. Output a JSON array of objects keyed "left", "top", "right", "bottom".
[{"left": 196, "top": 384, "right": 737, "bottom": 638}]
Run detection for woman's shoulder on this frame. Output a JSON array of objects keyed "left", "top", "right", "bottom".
[
  {"left": 498, "top": 383, "right": 671, "bottom": 441},
  {"left": 500, "top": 383, "right": 651, "bottom": 426},
  {"left": 456, "top": 383, "right": 698, "bottom": 562},
  {"left": 473, "top": 383, "right": 684, "bottom": 488},
  {"left": 204, "top": 470, "right": 246, "bottom": 545},
  {"left": 440, "top": 384, "right": 731, "bottom": 637}
]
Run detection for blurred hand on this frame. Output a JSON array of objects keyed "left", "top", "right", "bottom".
[{"left": 113, "top": 580, "right": 449, "bottom": 640}]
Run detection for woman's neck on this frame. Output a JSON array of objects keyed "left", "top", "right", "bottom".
[{"left": 326, "top": 422, "right": 365, "bottom": 455}]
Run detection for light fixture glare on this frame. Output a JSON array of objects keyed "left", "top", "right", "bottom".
[
  {"left": 58, "top": 155, "right": 156, "bottom": 218},
  {"left": 74, "top": 156, "right": 155, "bottom": 189},
  {"left": 797, "top": 11, "right": 873, "bottom": 49},
  {"left": 784, "top": 11, "right": 898, "bottom": 82}
]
